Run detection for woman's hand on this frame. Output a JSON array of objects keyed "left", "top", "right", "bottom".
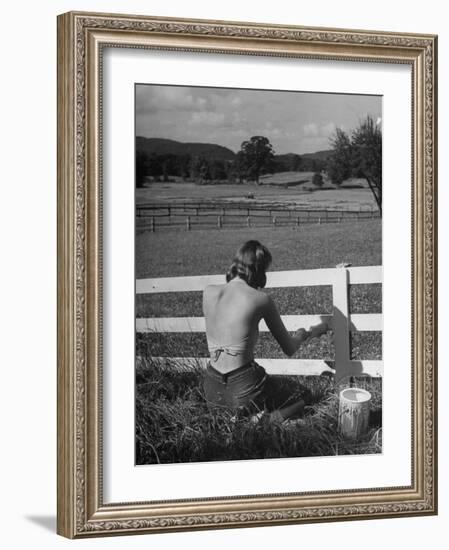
[
  {"left": 309, "top": 317, "right": 329, "bottom": 338},
  {"left": 293, "top": 327, "right": 309, "bottom": 342}
]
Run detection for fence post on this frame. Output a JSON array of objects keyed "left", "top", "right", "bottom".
[
  {"left": 272, "top": 216, "right": 276, "bottom": 227},
  {"left": 332, "top": 267, "right": 351, "bottom": 382},
  {"left": 218, "top": 215, "right": 222, "bottom": 229},
  {"left": 150, "top": 217, "right": 155, "bottom": 232},
  {"left": 247, "top": 216, "right": 251, "bottom": 228},
  {"left": 186, "top": 216, "right": 190, "bottom": 230}
]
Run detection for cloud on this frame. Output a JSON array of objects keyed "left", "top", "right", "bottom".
[
  {"left": 190, "top": 111, "right": 226, "bottom": 126},
  {"left": 320, "top": 122, "right": 337, "bottom": 136},
  {"left": 231, "top": 96, "right": 243, "bottom": 107},
  {"left": 302, "top": 123, "right": 319, "bottom": 137},
  {"left": 302, "top": 122, "right": 336, "bottom": 138},
  {"left": 136, "top": 85, "right": 211, "bottom": 114}
]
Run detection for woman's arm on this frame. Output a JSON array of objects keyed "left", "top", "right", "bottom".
[{"left": 262, "top": 295, "right": 328, "bottom": 357}]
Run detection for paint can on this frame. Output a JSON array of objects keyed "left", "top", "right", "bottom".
[{"left": 338, "top": 387, "right": 371, "bottom": 439}]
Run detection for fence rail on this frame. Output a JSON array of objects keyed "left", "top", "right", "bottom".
[
  {"left": 136, "top": 265, "right": 383, "bottom": 382},
  {"left": 136, "top": 202, "right": 380, "bottom": 232}
]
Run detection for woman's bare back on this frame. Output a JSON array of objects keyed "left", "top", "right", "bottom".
[
  {"left": 203, "top": 276, "right": 328, "bottom": 375},
  {"left": 203, "top": 278, "right": 267, "bottom": 373}
]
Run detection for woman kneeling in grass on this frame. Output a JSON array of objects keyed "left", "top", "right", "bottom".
[{"left": 202, "top": 240, "right": 328, "bottom": 423}]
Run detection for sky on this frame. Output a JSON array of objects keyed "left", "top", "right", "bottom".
[{"left": 136, "top": 84, "right": 382, "bottom": 155}]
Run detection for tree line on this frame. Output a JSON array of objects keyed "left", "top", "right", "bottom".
[
  {"left": 136, "top": 135, "right": 328, "bottom": 187},
  {"left": 137, "top": 115, "right": 382, "bottom": 212}
]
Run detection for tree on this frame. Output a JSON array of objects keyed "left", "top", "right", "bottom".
[
  {"left": 233, "top": 150, "right": 248, "bottom": 183},
  {"left": 210, "top": 159, "right": 227, "bottom": 181},
  {"left": 136, "top": 151, "right": 150, "bottom": 187},
  {"left": 327, "top": 128, "right": 353, "bottom": 186},
  {"left": 239, "top": 136, "right": 275, "bottom": 185},
  {"left": 312, "top": 172, "right": 324, "bottom": 188},
  {"left": 326, "top": 116, "right": 382, "bottom": 214},
  {"left": 351, "top": 116, "right": 382, "bottom": 212},
  {"left": 188, "top": 155, "right": 202, "bottom": 181}
]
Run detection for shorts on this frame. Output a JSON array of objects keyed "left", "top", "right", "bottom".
[{"left": 202, "top": 360, "right": 300, "bottom": 414}]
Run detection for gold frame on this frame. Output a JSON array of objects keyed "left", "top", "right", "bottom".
[{"left": 57, "top": 11, "right": 438, "bottom": 538}]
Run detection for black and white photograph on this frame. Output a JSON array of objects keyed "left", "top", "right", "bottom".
[{"left": 135, "top": 83, "right": 383, "bottom": 465}]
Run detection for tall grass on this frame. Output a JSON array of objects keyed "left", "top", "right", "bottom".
[{"left": 136, "top": 352, "right": 382, "bottom": 465}]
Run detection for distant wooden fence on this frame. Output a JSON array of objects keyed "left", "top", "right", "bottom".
[
  {"left": 136, "top": 265, "right": 383, "bottom": 382},
  {"left": 136, "top": 202, "right": 380, "bottom": 232}
]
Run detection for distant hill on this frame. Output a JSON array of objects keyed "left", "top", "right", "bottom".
[
  {"left": 275, "top": 153, "right": 301, "bottom": 162},
  {"left": 273, "top": 150, "right": 332, "bottom": 172},
  {"left": 136, "top": 137, "right": 236, "bottom": 161},
  {"left": 137, "top": 136, "right": 333, "bottom": 162},
  {"left": 300, "top": 149, "right": 332, "bottom": 162}
]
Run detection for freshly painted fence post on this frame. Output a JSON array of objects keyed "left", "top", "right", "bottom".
[{"left": 333, "top": 267, "right": 350, "bottom": 382}]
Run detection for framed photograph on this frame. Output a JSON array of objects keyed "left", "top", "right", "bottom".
[{"left": 57, "top": 11, "right": 437, "bottom": 538}]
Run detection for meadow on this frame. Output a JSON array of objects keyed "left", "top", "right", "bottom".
[
  {"left": 135, "top": 219, "right": 383, "bottom": 464},
  {"left": 136, "top": 174, "right": 378, "bottom": 210}
]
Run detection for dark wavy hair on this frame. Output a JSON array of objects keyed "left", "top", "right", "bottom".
[{"left": 226, "top": 240, "right": 272, "bottom": 289}]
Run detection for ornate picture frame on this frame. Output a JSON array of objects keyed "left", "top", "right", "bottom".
[{"left": 57, "top": 11, "right": 437, "bottom": 538}]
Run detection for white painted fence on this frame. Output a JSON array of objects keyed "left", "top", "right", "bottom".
[{"left": 136, "top": 266, "right": 383, "bottom": 382}]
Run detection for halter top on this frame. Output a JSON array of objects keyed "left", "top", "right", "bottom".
[{"left": 207, "top": 329, "right": 259, "bottom": 363}]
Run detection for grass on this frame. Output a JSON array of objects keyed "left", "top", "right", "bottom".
[
  {"left": 136, "top": 354, "right": 382, "bottom": 465},
  {"left": 135, "top": 219, "right": 382, "bottom": 464},
  {"left": 136, "top": 219, "right": 381, "bottom": 278}
]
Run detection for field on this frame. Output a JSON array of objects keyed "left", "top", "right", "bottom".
[
  {"left": 135, "top": 219, "right": 383, "bottom": 464},
  {"left": 136, "top": 174, "right": 378, "bottom": 211},
  {"left": 136, "top": 219, "right": 382, "bottom": 277}
]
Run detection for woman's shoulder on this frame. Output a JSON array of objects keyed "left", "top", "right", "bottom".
[
  {"left": 242, "top": 285, "right": 272, "bottom": 309},
  {"left": 255, "top": 288, "right": 272, "bottom": 306},
  {"left": 203, "top": 283, "right": 225, "bottom": 300},
  {"left": 203, "top": 282, "right": 225, "bottom": 293}
]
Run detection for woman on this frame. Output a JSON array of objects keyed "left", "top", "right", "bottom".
[{"left": 202, "top": 240, "right": 328, "bottom": 423}]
